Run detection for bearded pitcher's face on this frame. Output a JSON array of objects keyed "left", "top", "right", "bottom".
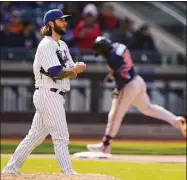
[{"left": 52, "top": 18, "right": 67, "bottom": 35}]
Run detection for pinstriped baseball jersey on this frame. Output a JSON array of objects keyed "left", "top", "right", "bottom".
[
  {"left": 33, "top": 36, "right": 75, "bottom": 92},
  {"left": 2, "top": 36, "right": 75, "bottom": 175},
  {"left": 2, "top": 8, "right": 77, "bottom": 175}
]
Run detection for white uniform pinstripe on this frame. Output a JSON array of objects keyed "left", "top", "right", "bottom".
[{"left": 2, "top": 36, "right": 75, "bottom": 174}]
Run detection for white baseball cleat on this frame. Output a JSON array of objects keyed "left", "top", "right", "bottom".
[
  {"left": 176, "top": 116, "right": 186, "bottom": 138},
  {"left": 87, "top": 142, "right": 111, "bottom": 154}
]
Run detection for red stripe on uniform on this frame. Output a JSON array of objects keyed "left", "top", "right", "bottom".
[{"left": 122, "top": 49, "right": 133, "bottom": 71}]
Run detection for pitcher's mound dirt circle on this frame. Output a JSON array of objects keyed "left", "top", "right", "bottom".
[{"left": 1, "top": 173, "right": 120, "bottom": 180}]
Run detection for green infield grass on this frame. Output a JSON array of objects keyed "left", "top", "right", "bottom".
[
  {"left": 1, "top": 139, "right": 186, "bottom": 155},
  {"left": 1, "top": 156, "right": 186, "bottom": 180}
]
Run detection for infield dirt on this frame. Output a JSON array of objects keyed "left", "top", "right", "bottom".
[{"left": 1, "top": 173, "right": 120, "bottom": 180}]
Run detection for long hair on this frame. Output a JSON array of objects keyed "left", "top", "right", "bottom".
[{"left": 40, "top": 24, "right": 52, "bottom": 38}]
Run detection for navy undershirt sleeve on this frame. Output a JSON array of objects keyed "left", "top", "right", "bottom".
[{"left": 48, "top": 65, "right": 63, "bottom": 78}]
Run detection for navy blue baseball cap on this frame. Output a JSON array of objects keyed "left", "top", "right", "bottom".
[{"left": 43, "top": 9, "right": 72, "bottom": 25}]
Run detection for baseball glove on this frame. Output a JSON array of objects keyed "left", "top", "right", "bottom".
[{"left": 54, "top": 70, "right": 77, "bottom": 80}]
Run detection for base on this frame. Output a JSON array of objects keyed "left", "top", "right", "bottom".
[{"left": 73, "top": 151, "right": 112, "bottom": 159}]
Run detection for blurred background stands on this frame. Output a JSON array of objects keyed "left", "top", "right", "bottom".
[{"left": 0, "top": 1, "right": 186, "bottom": 139}]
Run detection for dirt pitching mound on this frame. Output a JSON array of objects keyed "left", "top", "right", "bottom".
[{"left": 1, "top": 173, "right": 120, "bottom": 180}]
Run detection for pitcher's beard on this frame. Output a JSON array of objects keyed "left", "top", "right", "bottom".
[{"left": 53, "top": 22, "right": 66, "bottom": 36}]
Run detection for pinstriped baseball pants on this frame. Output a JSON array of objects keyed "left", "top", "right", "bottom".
[{"left": 2, "top": 88, "right": 74, "bottom": 174}]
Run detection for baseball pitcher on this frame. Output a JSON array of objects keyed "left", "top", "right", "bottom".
[
  {"left": 87, "top": 36, "right": 186, "bottom": 154},
  {"left": 2, "top": 9, "right": 86, "bottom": 174}
]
